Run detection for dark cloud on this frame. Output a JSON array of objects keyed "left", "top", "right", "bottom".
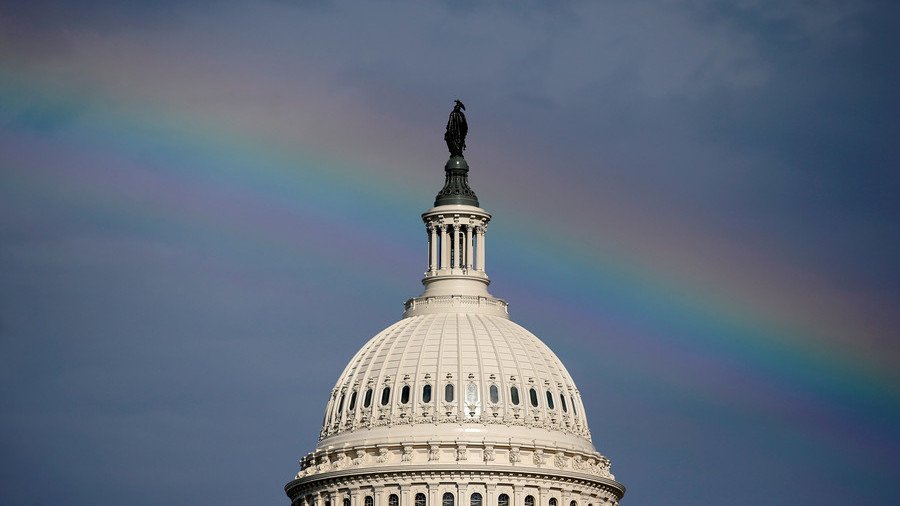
[{"left": 1, "top": 1, "right": 898, "bottom": 505}]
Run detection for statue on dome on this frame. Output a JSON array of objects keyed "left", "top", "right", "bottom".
[{"left": 444, "top": 99, "right": 467, "bottom": 157}]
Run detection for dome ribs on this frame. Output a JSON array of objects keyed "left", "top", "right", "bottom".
[
  {"left": 410, "top": 313, "right": 441, "bottom": 421},
  {"left": 317, "top": 314, "right": 600, "bottom": 444}
]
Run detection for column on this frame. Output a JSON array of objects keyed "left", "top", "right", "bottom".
[
  {"left": 401, "top": 487, "right": 411, "bottom": 506},
  {"left": 465, "top": 225, "right": 473, "bottom": 270},
  {"left": 428, "top": 483, "right": 438, "bottom": 506},
  {"left": 476, "top": 227, "right": 485, "bottom": 272},
  {"left": 440, "top": 225, "right": 449, "bottom": 270},
  {"left": 453, "top": 224, "right": 460, "bottom": 269},
  {"left": 486, "top": 486, "right": 497, "bottom": 506},
  {"left": 429, "top": 224, "right": 438, "bottom": 273}
]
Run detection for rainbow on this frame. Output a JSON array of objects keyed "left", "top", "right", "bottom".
[{"left": 2, "top": 57, "right": 897, "bottom": 463}]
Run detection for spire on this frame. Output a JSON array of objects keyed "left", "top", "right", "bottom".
[
  {"left": 405, "top": 101, "right": 499, "bottom": 310},
  {"left": 435, "top": 100, "right": 479, "bottom": 207}
]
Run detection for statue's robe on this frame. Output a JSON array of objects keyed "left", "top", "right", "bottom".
[{"left": 444, "top": 109, "right": 468, "bottom": 156}]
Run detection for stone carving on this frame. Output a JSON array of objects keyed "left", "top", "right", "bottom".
[
  {"left": 483, "top": 445, "right": 495, "bottom": 462},
  {"left": 457, "top": 444, "right": 468, "bottom": 461},
  {"left": 554, "top": 451, "right": 568, "bottom": 469},
  {"left": 597, "top": 457, "right": 613, "bottom": 478},
  {"left": 402, "top": 445, "right": 414, "bottom": 462},
  {"left": 429, "top": 444, "right": 440, "bottom": 461},
  {"left": 354, "top": 449, "right": 366, "bottom": 466},
  {"left": 509, "top": 446, "right": 520, "bottom": 464},
  {"left": 572, "top": 455, "right": 584, "bottom": 470},
  {"left": 533, "top": 449, "right": 545, "bottom": 466},
  {"left": 376, "top": 447, "right": 389, "bottom": 463}
]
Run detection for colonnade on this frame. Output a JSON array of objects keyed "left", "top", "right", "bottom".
[
  {"left": 299, "top": 483, "right": 601, "bottom": 506},
  {"left": 427, "top": 221, "right": 486, "bottom": 273}
]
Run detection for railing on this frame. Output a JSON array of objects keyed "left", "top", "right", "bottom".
[{"left": 403, "top": 295, "right": 509, "bottom": 317}]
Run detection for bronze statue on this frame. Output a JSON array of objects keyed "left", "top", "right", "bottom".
[{"left": 444, "top": 100, "right": 467, "bottom": 157}]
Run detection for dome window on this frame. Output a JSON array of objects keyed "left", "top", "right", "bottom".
[
  {"left": 338, "top": 394, "right": 345, "bottom": 412},
  {"left": 366, "top": 498, "right": 374, "bottom": 506},
  {"left": 489, "top": 384, "right": 499, "bottom": 404},
  {"left": 570, "top": 501, "right": 577, "bottom": 506},
  {"left": 498, "top": 494, "right": 510, "bottom": 506},
  {"left": 510, "top": 386, "right": 520, "bottom": 405},
  {"left": 390, "top": 495, "right": 400, "bottom": 506},
  {"left": 415, "top": 493, "right": 427, "bottom": 506},
  {"left": 422, "top": 384, "right": 432, "bottom": 403},
  {"left": 364, "top": 388, "right": 373, "bottom": 408},
  {"left": 529, "top": 388, "right": 539, "bottom": 407},
  {"left": 348, "top": 391, "right": 357, "bottom": 411},
  {"left": 443, "top": 492, "right": 455, "bottom": 506},
  {"left": 344, "top": 499, "right": 351, "bottom": 506},
  {"left": 401, "top": 385, "right": 411, "bottom": 404},
  {"left": 445, "top": 383, "right": 455, "bottom": 402},
  {"left": 381, "top": 387, "right": 391, "bottom": 406},
  {"left": 525, "top": 497, "right": 535, "bottom": 506},
  {"left": 560, "top": 394, "right": 567, "bottom": 412},
  {"left": 546, "top": 391, "right": 555, "bottom": 409},
  {"left": 549, "top": 499, "right": 558, "bottom": 506},
  {"left": 571, "top": 397, "right": 577, "bottom": 416},
  {"left": 466, "top": 383, "right": 478, "bottom": 404},
  {"left": 470, "top": 493, "right": 482, "bottom": 506}
]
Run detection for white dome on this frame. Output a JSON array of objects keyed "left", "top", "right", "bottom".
[
  {"left": 286, "top": 143, "right": 624, "bottom": 504},
  {"left": 318, "top": 308, "right": 595, "bottom": 454}
]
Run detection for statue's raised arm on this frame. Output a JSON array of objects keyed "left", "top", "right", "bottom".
[{"left": 444, "top": 100, "right": 467, "bottom": 157}]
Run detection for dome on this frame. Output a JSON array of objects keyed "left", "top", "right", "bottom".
[
  {"left": 285, "top": 104, "right": 624, "bottom": 506},
  {"left": 318, "top": 309, "right": 594, "bottom": 454}
]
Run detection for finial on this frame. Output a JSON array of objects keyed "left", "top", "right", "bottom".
[
  {"left": 444, "top": 100, "right": 467, "bottom": 157},
  {"left": 435, "top": 100, "right": 478, "bottom": 206}
]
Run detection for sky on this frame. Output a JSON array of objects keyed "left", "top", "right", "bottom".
[{"left": 1, "top": 1, "right": 898, "bottom": 504}]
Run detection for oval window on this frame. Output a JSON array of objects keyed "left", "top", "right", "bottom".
[
  {"left": 348, "top": 391, "right": 357, "bottom": 411},
  {"left": 560, "top": 393, "right": 567, "bottom": 412},
  {"left": 529, "top": 388, "right": 539, "bottom": 407},
  {"left": 466, "top": 383, "right": 478, "bottom": 404},
  {"left": 510, "top": 386, "right": 520, "bottom": 405},
  {"left": 470, "top": 493, "right": 482, "bottom": 506},
  {"left": 381, "top": 387, "right": 391, "bottom": 406},
  {"left": 401, "top": 385, "right": 411, "bottom": 404},
  {"left": 546, "top": 391, "right": 555, "bottom": 409},
  {"left": 338, "top": 394, "right": 345, "bottom": 412},
  {"left": 364, "top": 388, "right": 373, "bottom": 408},
  {"left": 445, "top": 383, "right": 455, "bottom": 402},
  {"left": 489, "top": 384, "right": 499, "bottom": 404},
  {"left": 423, "top": 384, "right": 432, "bottom": 403}
]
